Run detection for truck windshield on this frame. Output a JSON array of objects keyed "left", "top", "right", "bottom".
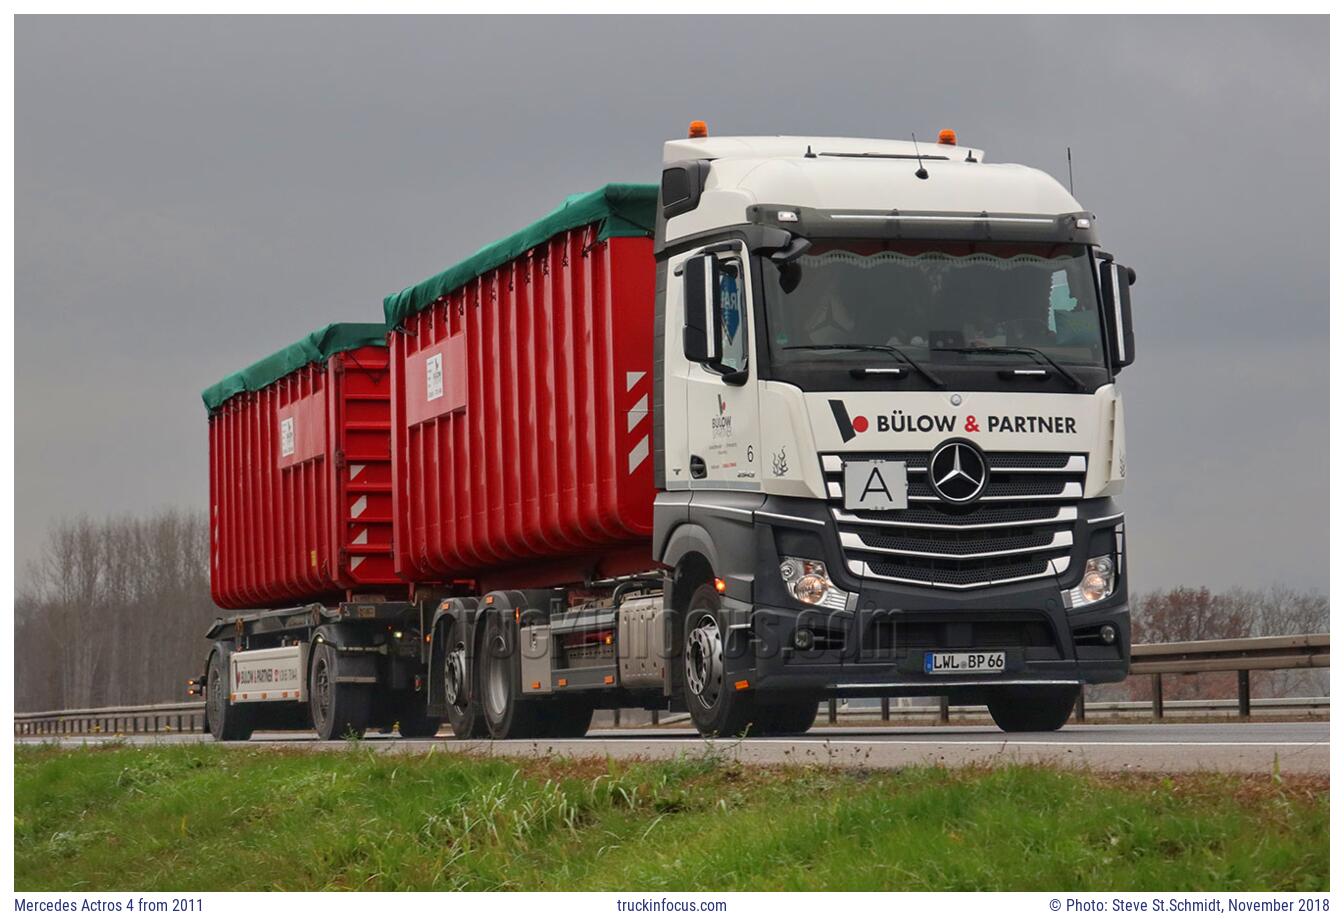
[{"left": 762, "top": 239, "right": 1106, "bottom": 371}]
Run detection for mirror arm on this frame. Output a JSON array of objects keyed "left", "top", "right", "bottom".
[{"left": 770, "top": 235, "right": 813, "bottom": 264}]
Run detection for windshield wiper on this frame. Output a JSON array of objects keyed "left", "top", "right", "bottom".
[
  {"left": 929, "top": 345, "right": 1085, "bottom": 391},
  {"left": 781, "top": 343, "right": 945, "bottom": 388}
]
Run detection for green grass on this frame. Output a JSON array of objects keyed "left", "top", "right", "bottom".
[{"left": 14, "top": 743, "right": 1327, "bottom": 891}]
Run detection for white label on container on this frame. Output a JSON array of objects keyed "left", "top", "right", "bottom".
[
  {"left": 426, "top": 352, "right": 443, "bottom": 401},
  {"left": 280, "top": 417, "right": 295, "bottom": 457}
]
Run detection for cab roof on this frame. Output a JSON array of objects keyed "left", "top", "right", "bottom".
[{"left": 661, "top": 135, "right": 1085, "bottom": 245}]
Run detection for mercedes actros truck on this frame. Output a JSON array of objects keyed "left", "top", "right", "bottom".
[{"left": 199, "top": 124, "right": 1136, "bottom": 741}]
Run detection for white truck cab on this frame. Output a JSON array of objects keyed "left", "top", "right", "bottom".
[{"left": 652, "top": 127, "right": 1136, "bottom": 735}]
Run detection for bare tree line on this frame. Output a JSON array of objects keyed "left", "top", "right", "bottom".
[
  {"left": 11, "top": 509, "right": 1332, "bottom": 711},
  {"left": 1110, "top": 585, "right": 1330, "bottom": 702},
  {"left": 14, "top": 510, "right": 227, "bottom": 711}
]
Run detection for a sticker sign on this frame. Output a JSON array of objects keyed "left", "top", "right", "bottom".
[
  {"left": 280, "top": 417, "right": 295, "bottom": 457},
  {"left": 426, "top": 352, "right": 443, "bottom": 401}
]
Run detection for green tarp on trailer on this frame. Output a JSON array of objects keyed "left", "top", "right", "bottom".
[
  {"left": 382, "top": 182, "right": 658, "bottom": 329},
  {"left": 201, "top": 322, "right": 387, "bottom": 413}
]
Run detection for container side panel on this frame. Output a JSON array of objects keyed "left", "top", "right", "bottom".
[{"left": 390, "top": 226, "right": 657, "bottom": 586}]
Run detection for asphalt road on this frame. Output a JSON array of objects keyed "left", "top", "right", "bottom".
[{"left": 20, "top": 721, "right": 1328, "bottom": 774}]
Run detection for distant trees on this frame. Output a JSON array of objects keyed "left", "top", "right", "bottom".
[
  {"left": 14, "top": 510, "right": 228, "bottom": 712},
  {"left": 1115, "top": 584, "right": 1330, "bottom": 702}
]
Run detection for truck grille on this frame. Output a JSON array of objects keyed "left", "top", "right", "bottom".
[{"left": 821, "top": 450, "right": 1085, "bottom": 591}]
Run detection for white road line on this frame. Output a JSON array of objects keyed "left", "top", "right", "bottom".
[{"left": 431, "top": 738, "right": 1324, "bottom": 749}]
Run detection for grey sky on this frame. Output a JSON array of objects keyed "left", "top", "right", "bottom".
[{"left": 15, "top": 15, "right": 1328, "bottom": 592}]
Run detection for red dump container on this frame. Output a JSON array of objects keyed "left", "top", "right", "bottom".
[
  {"left": 385, "top": 185, "right": 659, "bottom": 590},
  {"left": 204, "top": 324, "right": 398, "bottom": 608}
]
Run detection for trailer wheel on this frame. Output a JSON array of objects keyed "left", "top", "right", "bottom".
[
  {"left": 479, "top": 614, "right": 541, "bottom": 739},
  {"left": 396, "top": 713, "right": 443, "bottom": 738},
  {"left": 985, "top": 685, "right": 1079, "bottom": 733},
  {"left": 309, "top": 643, "right": 371, "bottom": 740},
  {"left": 442, "top": 616, "right": 487, "bottom": 738},
  {"left": 682, "top": 583, "right": 761, "bottom": 737},
  {"left": 537, "top": 701, "right": 595, "bottom": 738},
  {"left": 758, "top": 694, "right": 821, "bottom": 735},
  {"left": 206, "top": 646, "right": 254, "bottom": 742}
]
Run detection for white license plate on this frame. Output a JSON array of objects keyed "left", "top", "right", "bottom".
[
  {"left": 924, "top": 651, "right": 1006, "bottom": 674},
  {"left": 843, "top": 460, "right": 907, "bottom": 511}
]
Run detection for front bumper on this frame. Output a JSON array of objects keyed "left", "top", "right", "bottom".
[{"left": 718, "top": 494, "right": 1130, "bottom": 700}]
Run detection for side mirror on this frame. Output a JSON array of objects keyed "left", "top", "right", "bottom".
[
  {"left": 683, "top": 254, "right": 722, "bottom": 364},
  {"left": 1099, "top": 258, "right": 1136, "bottom": 369}
]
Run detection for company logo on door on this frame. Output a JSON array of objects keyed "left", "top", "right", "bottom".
[
  {"left": 828, "top": 400, "right": 1077, "bottom": 443},
  {"left": 712, "top": 393, "right": 732, "bottom": 439}
]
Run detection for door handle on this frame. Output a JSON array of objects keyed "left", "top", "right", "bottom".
[{"left": 689, "top": 456, "right": 707, "bottom": 479}]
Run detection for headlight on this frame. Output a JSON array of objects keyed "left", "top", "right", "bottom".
[
  {"left": 779, "top": 557, "right": 849, "bottom": 611},
  {"left": 1063, "top": 554, "right": 1117, "bottom": 609}
]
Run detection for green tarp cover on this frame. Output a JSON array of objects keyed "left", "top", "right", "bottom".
[
  {"left": 201, "top": 322, "right": 387, "bottom": 413},
  {"left": 382, "top": 183, "right": 658, "bottom": 329}
]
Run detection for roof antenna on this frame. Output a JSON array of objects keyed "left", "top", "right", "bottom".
[
  {"left": 1067, "top": 146, "right": 1075, "bottom": 196},
  {"left": 911, "top": 133, "right": 929, "bottom": 180},
  {"left": 804, "top": 144, "right": 816, "bottom": 159}
]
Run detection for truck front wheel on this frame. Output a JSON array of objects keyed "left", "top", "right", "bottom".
[
  {"left": 985, "top": 685, "right": 1079, "bottom": 733},
  {"left": 206, "top": 646, "right": 254, "bottom": 742},
  {"left": 758, "top": 694, "right": 821, "bottom": 735},
  {"left": 683, "top": 583, "right": 761, "bottom": 737},
  {"left": 309, "top": 643, "right": 371, "bottom": 740}
]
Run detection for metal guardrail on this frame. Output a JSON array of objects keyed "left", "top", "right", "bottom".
[
  {"left": 14, "top": 634, "right": 1329, "bottom": 736},
  {"left": 1130, "top": 633, "right": 1329, "bottom": 719},
  {"left": 14, "top": 702, "right": 205, "bottom": 737}
]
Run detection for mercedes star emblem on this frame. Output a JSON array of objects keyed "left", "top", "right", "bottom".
[{"left": 928, "top": 440, "right": 989, "bottom": 504}]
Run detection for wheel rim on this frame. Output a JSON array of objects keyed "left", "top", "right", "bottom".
[
  {"left": 445, "top": 643, "right": 467, "bottom": 708},
  {"left": 314, "top": 656, "right": 332, "bottom": 725},
  {"left": 685, "top": 613, "right": 724, "bottom": 708},
  {"left": 484, "top": 638, "right": 509, "bottom": 720}
]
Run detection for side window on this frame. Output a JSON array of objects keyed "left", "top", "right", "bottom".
[
  {"left": 1049, "top": 266, "right": 1100, "bottom": 350},
  {"left": 718, "top": 258, "right": 747, "bottom": 373}
]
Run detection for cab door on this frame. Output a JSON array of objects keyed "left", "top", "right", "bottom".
[{"left": 679, "top": 244, "right": 761, "bottom": 491}]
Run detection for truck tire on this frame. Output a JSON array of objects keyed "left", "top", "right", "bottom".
[
  {"left": 682, "top": 582, "right": 762, "bottom": 737},
  {"left": 396, "top": 714, "right": 443, "bottom": 738},
  {"left": 537, "top": 701, "right": 595, "bottom": 738},
  {"left": 758, "top": 694, "right": 820, "bottom": 735},
  {"left": 986, "top": 685, "right": 1079, "bottom": 733},
  {"left": 206, "top": 646, "right": 254, "bottom": 742},
  {"left": 309, "top": 642, "right": 372, "bottom": 740},
  {"left": 479, "top": 614, "right": 541, "bottom": 739},
  {"left": 442, "top": 616, "right": 487, "bottom": 738}
]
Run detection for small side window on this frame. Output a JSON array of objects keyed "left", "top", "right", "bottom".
[{"left": 717, "top": 258, "right": 747, "bottom": 373}]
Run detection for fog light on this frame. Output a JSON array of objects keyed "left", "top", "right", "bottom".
[
  {"left": 1099, "top": 624, "right": 1118, "bottom": 645},
  {"left": 793, "top": 627, "right": 815, "bottom": 651},
  {"left": 778, "top": 557, "right": 849, "bottom": 611},
  {"left": 1063, "top": 555, "right": 1117, "bottom": 610}
]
